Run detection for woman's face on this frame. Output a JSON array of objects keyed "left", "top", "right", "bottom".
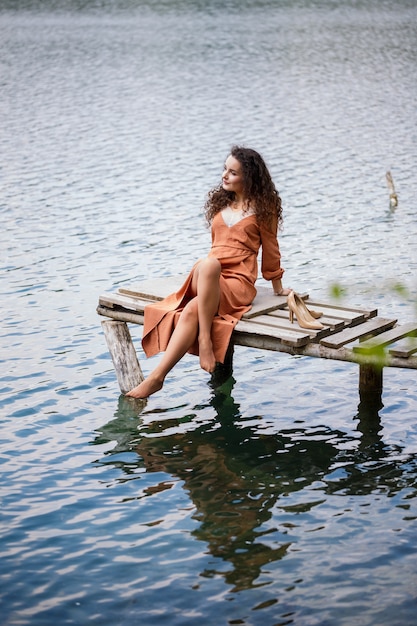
[{"left": 222, "top": 155, "right": 245, "bottom": 196}]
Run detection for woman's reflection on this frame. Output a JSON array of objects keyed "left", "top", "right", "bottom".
[{"left": 92, "top": 377, "right": 410, "bottom": 591}]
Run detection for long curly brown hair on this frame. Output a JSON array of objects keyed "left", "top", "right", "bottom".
[{"left": 204, "top": 146, "right": 283, "bottom": 231}]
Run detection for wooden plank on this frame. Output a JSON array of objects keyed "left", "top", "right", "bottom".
[
  {"left": 244, "top": 312, "right": 332, "bottom": 341},
  {"left": 97, "top": 305, "right": 144, "bottom": 326},
  {"left": 353, "top": 322, "right": 417, "bottom": 355},
  {"left": 104, "top": 290, "right": 298, "bottom": 322},
  {"left": 99, "top": 289, "right": 386, "bottom": 351},
  {"left": 389, "top": 337, "right": 417, "bottom": 358},
  {"left": 100, "top": 292, "right": 152, "bottom": 313},
  {"left": 267, "top": 307, "right": 345, "bottom": 332},
  {"left": 307, "top": 300, "right": 378, "bottom": 318},
  {"left": 119, "top": 276, "right": 186, "bottom": 301},
  {"left": 118, "top": 279, "right": 377, "bottom": 326},
  {"left": 119, "top": 281, "right": 306, "bottom": 318},
  {"left": 243, "top": 287, "right": 308, "bottom": 319},
  {"left": 100, "top": 290, "right": 362, "bottom": 345},
  {"left": 97, "top": 304, "right": 417, "bottom": 370},
  {"left": 99, "top": 293, "right": 118, "bottom": 308},
  {"left": 243, "top": 290, "right": 287, "bottom": 317},
  {"left": 301, "top": 303, "right": 367, "bottom": 325},
  {"left": 235, "top": 318, "right": 311, "bottom": 346},
  {"left": 320, "top": 317, "right": 397, "bottom": 349},
  {"left": 99, "top": 297, "right": 321, "bottom": 347}
]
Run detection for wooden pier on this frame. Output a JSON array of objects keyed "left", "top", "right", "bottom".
[{"left": 97, "top": 277, "right": 417, "bottom": 400}]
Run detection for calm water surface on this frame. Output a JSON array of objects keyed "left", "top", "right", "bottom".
[{"left": 1, "top": 1, "right": 417, "bottom": 624}]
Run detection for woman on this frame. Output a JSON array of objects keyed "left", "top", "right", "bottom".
[{"left": 127, "top": 146, "right": 290, "bottom": 399}]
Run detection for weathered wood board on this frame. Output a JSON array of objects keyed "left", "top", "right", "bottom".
[
  {"left": 119, "top": 280, "right": 299, "bottom": 319},
  {"left": 353, "top": 322, "right": 417, "bottom": 355},
  {"left": 389, "top": 337, "right": 417, "bottom": 358},
  {"left": 320, "top": 317, "right": 397, "bottom": 349},
  {"left": 98, "top": 277, "right": 417, "bottom": 369},
  {"left": 99, "top": 277, "right": 384, "bottom": 350}
]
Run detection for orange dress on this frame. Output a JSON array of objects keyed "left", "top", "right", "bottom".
[{"left": 142, "top": 211, "right": 284, "bottom": 364}]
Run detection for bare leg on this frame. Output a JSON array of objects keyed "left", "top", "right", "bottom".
[
  {"left": 191, "top": 257, "right": 221, "bottom": 372},
  {"left": 126, "top": 300, "right": 199, "bottom": 398},
  {"left": 126, "top": 257, "right": 221, "bottom": 398}
]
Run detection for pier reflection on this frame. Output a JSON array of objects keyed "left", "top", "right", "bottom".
[{"left": 93, "top": 381, "right": 414, "bottom": 591}]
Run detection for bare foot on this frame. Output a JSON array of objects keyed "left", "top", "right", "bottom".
[
  {"left": 275, "top": 287, "right": 292, "bottom": 296},
  {"left": 199, "top": 337, "right": 216, "bottom": 373},
  {"left": 126, "top": 376, "right": 163, "bottom": 399}
]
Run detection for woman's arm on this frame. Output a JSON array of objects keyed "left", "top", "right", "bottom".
[{"left": 259, "top": 220, "right": 290, "bottom": 294}]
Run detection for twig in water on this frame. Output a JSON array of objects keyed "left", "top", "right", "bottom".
[{"left": 386, "top": 171, "right": 398, "bottom": 208}]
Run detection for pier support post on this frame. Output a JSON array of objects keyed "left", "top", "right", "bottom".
[
  {"left": 210, "top": 343, "right": 234, "bottom": 387},
  {"left": 359, "top": 363, "right": 383, "bottom": 405},
  {"left": 101, "top": 320, "right": 144, "bottom": 394}
]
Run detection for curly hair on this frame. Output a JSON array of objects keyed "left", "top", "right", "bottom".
[{"left": 204, "top": 146, "right": 283, "bottom": 232}]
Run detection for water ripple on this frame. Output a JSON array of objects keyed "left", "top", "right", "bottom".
[{"left": 1, "top": 2, "right": 417, "bottom": 625}]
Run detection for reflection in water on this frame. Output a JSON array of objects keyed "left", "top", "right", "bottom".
[
  {"left": 356, "top": 392, "right": 384, "bottom": 452},
  {"left": 93, "top": 378, "right": 416, "bottom": 592}
]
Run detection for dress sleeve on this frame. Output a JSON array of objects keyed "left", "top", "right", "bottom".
[{"left": 260, "top": 219, "right": 284, "bottom": 281}]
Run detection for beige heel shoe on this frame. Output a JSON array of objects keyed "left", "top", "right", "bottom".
[
  {"left": 308, "top": 308, "right": 323, "bottom": 319},
  {"left": 287, "top": 291, "right": 324, "bottom": 330}
]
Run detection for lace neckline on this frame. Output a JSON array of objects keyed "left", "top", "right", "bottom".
[{"left": 221, "top": 206, "right": 254, "bottom": 227}]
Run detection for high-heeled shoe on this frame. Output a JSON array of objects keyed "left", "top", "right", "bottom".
[
  {"left": 307, "top": 307, "right": 323, "bottom": 320},
  {"left": 287, "top": 291, "right": 324, "bottom": 330}
]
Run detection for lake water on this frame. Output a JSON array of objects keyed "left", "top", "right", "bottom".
[{"left": 1, "top": 1, "right": 417, "bottom": 624}]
